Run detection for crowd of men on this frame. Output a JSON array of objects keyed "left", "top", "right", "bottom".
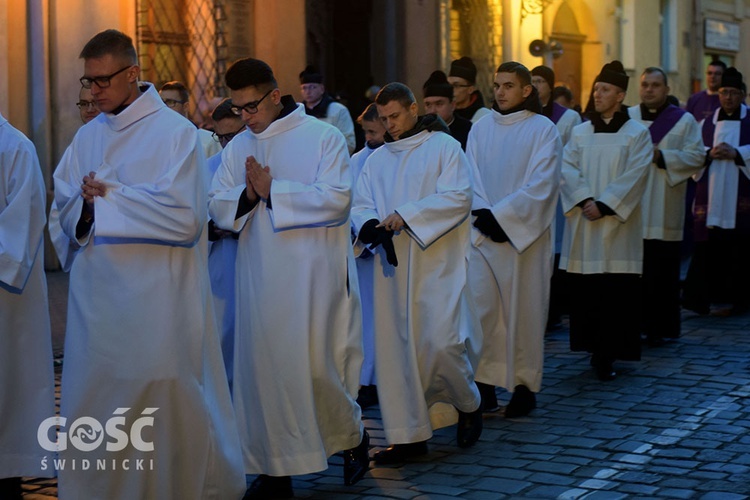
[{"left": 1, "top": 27, "right": 746, "bottom": 500}]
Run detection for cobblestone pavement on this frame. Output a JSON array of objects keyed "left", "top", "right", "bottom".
[{"left": 26, "top": 271, "right": 750, "bottom": 499}]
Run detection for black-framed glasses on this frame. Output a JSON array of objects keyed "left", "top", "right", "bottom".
[
  {"left": 230, "top": 89, "right": 274, "bottom": 115},
  {"left": 212, "top": 124, "right": 246, "bottom": 144},
  {"left": 718, "top": 89, "right": 743, "bottom": 97},
  {"left": 80, "top": 65, "right": 132, "bottom": 89},
  {"left": 163, "top": 98, "right": 187, "bottom": 108},
  {"left": 76, "top": 100, "right": 97, "bottom": 109}
]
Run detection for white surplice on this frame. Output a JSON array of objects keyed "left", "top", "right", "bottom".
[
  {"left": 628, "top": 106, "right": 705, "bottom": 240},
  {"left": 209, "top": 102, "right": 363, "bottom": 476},
  {"left": 695, "top": 105, "right": 750, "bottom": 229},
  {"left": 351, "top": 129, "right": 481, "bottom": 445},
  {"left": 321, "top": 101, "right": 356, "bottom": 154},
  {"left": 560, "top": 118, "right": 652, "bottom": 274},
  {"left": 466, "top": 109, "right": 561, "bottom": 393},
  {"left": 51, "top": 84, "right": 245, "bottom": 500},
  {"left": 0, "top": 112, "right": 55, "bottom": 479}
]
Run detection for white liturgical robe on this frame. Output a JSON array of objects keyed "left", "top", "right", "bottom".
[
  {"left": 695, "top": 105, "right": 750, "bottom": 229},
  {"left": 560, "top": 118, "right": 652, "bottom": 274},
  {"left": 50, "top": 84, "right": 245, "bottom": 500},
  {"left": 350, "top": 143, "right": 380, "bottom": 386},
  {"left": 209, "top": 101, "right": 363, "bottom": 476},
  {"left": 0, "top": 112, "right": 55, "bottom": 479},
  {"left": 628, "top": 105, "right": 705, "bottom": 240},
  {"left": 351, "top": 128, "right": 481, "bottom": 445},
  {"left": 466, "top": 109, "right": 561, "bottom": 393}
]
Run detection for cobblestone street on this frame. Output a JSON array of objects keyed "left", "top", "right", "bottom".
[{"left": 23, "top": 271, "right": 750, "bottom": 499}]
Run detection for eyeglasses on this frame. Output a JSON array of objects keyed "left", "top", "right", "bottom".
[
  {"left": 212, "top": 124, "right": 246, "bottom": 143},
  {"left": 718, "top": 89, "right": 743, "bottom": 97},
  {"left": 451, "top": 83, "right": 473, "bottom": 89},
  {"left": 163, "top": 98, "right": 187, "bottom": 108},
  {"left": 230, "top": 89, "right": 274, "bottom": 115},
  {"left": 76, "top": 100, "right": 97, "bottom": 109},
  {"left": 80, "top": 65, "right": 132, "bottom": 89}
]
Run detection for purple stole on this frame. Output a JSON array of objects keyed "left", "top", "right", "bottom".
[
  {"left": 694, "top": 110, "right": 750, "bottom": 240},
  {"left": 550, "top": 102, "right": 566, "bottom": 124},
  {"left": 648, "top": 105, "right": 686, "bottom": 144}
]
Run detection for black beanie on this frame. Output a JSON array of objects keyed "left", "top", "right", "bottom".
[
  {"left": 595, "top": 60, "right": 629, "bottom": 91},
  {"left": 423, "top": 70, "right": 454, "bottom": 99},
  {"left": 531, "top": 65, "right": 555, "bottom": 89},
  {"left": 449, "top": 57, "right": 477, "bottom": 84},
  {"left": 721, "top": 67, "right": 744, "bottom": 90},
  {"left": 299, "top": 65, "right": 323, "bottom": 84}
]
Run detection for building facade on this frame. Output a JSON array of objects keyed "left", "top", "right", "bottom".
[{"left": 3, "top": 0, "right": 750, "bottom": 268}]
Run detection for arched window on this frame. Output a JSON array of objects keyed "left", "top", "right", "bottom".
[{"left": 136, "top": 0, "right": 228, "bottom": 126}]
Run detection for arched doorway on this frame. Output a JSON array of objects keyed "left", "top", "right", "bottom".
[{"left": 551, "top": 1, "right": 585, "bottom": 108}]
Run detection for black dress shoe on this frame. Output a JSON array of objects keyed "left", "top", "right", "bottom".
[
  {"left": 476, "top": 381, "right": 499, "bottom": 412},
  {"left": 456, "top": 407, "right": 483, "bottom": 447},
  {"left": 504, "top": 385, "right": 537, "bottom": 418},
  {"left": 590, "top": 355, "right": 617, "bottom": 381},
  {"left": 242, "top": 475, "right": 293, "bottom": 499},
  {"left": 372, "top": 441, "right": 428, "bottom": 464},
  {"left": 343, "top": 430, "right": 369, "bottom": 485},
  {"left": 647, "top": 335, "right": 666, "bottom": 347},
  {"left": 356, "top": 385, "right": 379, "bottom": 409},
  {"left": 0, "top": 477, "right": 22, "bottom": 500}
]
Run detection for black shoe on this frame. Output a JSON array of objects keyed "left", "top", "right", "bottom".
[
  {"left": 372, "top": 441, "right": 428, "bottom": 465},
  {"left": 343, "top": 430, "right": 369, "bottom": 485},
  {"left": 504, "top": 385, "right": 537, "bottom": 418},
  {"left": 356, "top": 385, "right": 379, "bottom": 409},
  {"left": 590, "top": 355, "right": 617, "bottom": 381},
  {"left": 647, "top": 335, "right": 666, "bottom": 347},
  {"left": 682, "top": 299, "right": 709, "bottom": 315},
  {"left": 476, "top": 381, "right": 499, "bottom": 412},
  {"left": 456, "top": 407, "right": 483, "bottom": 447},
  {"left": 0, "top": 477, "right": 22, "bottom": 500},
  {"left": 242, "top": 475, "right": 293, "bottom": 499}
]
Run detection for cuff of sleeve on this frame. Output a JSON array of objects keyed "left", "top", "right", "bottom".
[{"left": 236, "top": 188, "right": 259, "bottom": 219}]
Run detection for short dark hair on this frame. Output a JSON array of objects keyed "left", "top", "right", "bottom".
[
  {"left": 375, "top": 82, "right": 415, "bottom": 109},
  {"left": 708, "top": 59, "right": 727, "bottom": 71},
  {"left": 552, "top": 86, "right": 573, "bottom": 102},
  {"left": 357, "top": 102, "right": 380, "bottom": 123},
  {"left": 642, "top": 66, "right": 668, "bottom": 86},
  {"left": 225, "top": 58, "right": 277, "bottom": 91},
  {"left": 496, "top": 61, "right": 532, "bottom": 87},
  {"left": 160, "top": 81, "right": 189, "bottom": 102},
  {"left": 80, "top": 29, "right": 138, "bottom": 65},
  {"left": 211, "top": 98, "right": 238, "bottom": 121}
]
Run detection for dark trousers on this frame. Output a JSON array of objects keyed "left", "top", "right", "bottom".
[
  {"left": 547, "top": 253, "right": 568, "bottom": 326},
  {"left": 642, "top": 239, "right": 681, "bottom": 339},
  {"left": 683, "top": 228, "right": 750, "bottom": 309},
  {"left": 568, "top": 273, "right": 641, "bottom": 361}
]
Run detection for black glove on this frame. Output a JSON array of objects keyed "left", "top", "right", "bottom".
[
  {"left": 358, "top": 219, "right": 398, "bottom": 266},
  {"left": 471, "top": 209, "right": 508, "bottom": 243}
]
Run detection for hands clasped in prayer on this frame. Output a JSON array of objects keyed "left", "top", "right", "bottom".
[
  {"left": 710, "top": 142, "right": 738, "bottom": 161},
  {"left": 581, "top": 199, "right": 603, "bottom": 221},
  {"left": 245, "top": 155, "right": 272, "bottom": 202},
  {"left": 80, "top": 171, "right": 106, "bottom": 205}
]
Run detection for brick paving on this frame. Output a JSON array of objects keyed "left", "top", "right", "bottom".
[{"left": 26, "top": 270, "right": 750, "bottom": 498}]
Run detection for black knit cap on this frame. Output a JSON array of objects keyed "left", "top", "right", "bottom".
[
  {"left": 595, "top": 60, "right": 629, "bottom": 91},
  {"left": 449, "top": 57, "right": 477, "bottom": 84},
  {"left": 721, "top": 67, "right": 744, "bottom": 90},
  {"left": 423, "top": 70, "right": 454, "bottom": 99},
  {"left": 299, "top": 65, "right": 323, "bottom": 84},
  {"left": 531, "top": 65, "right": 555, "bottom": 89}
]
